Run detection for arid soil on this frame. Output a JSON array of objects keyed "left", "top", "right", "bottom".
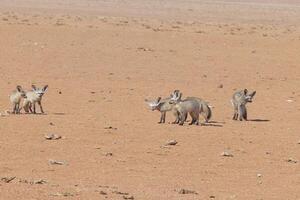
[{"left": 0, "top": 0, "right": 300, "bottom": 199}]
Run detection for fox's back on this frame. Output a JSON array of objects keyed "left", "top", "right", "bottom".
[
  {"left": 25, "top": 91, "right": 40, "bottom": 102},
  {"left": 176, "top": 99, "right": 199, "bottom": 112}
]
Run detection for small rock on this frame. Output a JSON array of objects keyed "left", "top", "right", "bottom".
[
  {"left": 45, "top": 134, "right": 62, "bottom": 140},
  {"left": 34, "top": 179, "right": 47, "bottom": 184},
  {"left": 123, "top": 195, "right": 134, "bottom": 200},
  {"left": 286, "top": 99, "right": 293, "bottom": 103},
  {"left": 178, "top": 189, "right": 198, "bottom": 195},
  {"left": 209, "top": 195, "right": 216, "bottom": 199},
  {"left": 218, "top": 84, "right": 223, "bottom": 88},
  {"left": 257, "top": 173, "right": 262, "bottom": 178},
  {"left": 104, "top": 126, "right": 117, "bottom": 130},
  {"left": 1, "top": 176, "right": 16, "bottom": 183},
  {"left": 165, "top": 140, "right": 178, "bottom": 146},
  {"left": 49, "top": 159, "right": 65, "bottom": 165},
  {"left": 286, "top": 158, "right": 298, "bottom": 163},
  {"left": 100, "top": 191, "right": 107, "bottom": 195},
  {"left": 221, "top": 151, "right": 233, "bottom": 157},
  {"left": 105, "top": 152, "right": 113, "bottom": 156}
]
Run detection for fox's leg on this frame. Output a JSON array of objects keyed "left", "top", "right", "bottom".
[
  {"left": 12, "top": 103, "right": 17, "bottom": 114},
  {"left": 179, "top": 111, "right": 185, "bottom": 126},
  {"left": 172, "top": 110, "right": 180, "bottom": 124},
  {"left": 232, "top": 103, "right": 238, "bottom": 120},
  {"left": 242, "top": 106, "right": 247, "bottom": 121},
  {"left": 158, "top": 112, "right": 165, "bottom": 123},
  {"left": 28, "top": 102, "right": 33, "bottom": 113},
  {"left": 189, "top": 112, "right": 196, "bottom": 125},
  {"left": 32, "top": 102, "right": 36, "bottom": 114},
  {"left": 16, "top": 103, "right": 20, "bottom": 114},
  {"left": 38, "top": 101, "right": 44, "bottom": 114},
  {"left": 162, "top": 112, "right": 166, "bottom": 123},
  {"left": 238, "top": 104, "right": 246, "bottom": 121}
]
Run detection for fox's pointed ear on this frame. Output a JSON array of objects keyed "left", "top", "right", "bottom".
[
  {"left": 243, "top": 89, "right": 248, "bottom": 95},
  {"left": 157, "top": 97, "right": 162, "bottom": 103},
  {"left": 43, "top": 85, "right": 48, "bottom": 92},
  {"left": 250, "top": 91, "right": 256, "bottom": 97},
  {"left": 32, "top": 85, "right": 37, "bottom": 90},
  {"left": 178, "top": 92, "right": 182, "bottom": 100},
  {"left": 16, "top": 85, "right": 22, "bottom": 92}
]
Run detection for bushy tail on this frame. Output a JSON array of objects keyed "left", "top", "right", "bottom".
[{"left": 200, "top": 102, "right": 212, "bottom": 122}]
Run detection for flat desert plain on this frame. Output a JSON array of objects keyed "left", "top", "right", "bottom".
[{"left": 0, "top": 0, "right": 300, "bottom": 199}]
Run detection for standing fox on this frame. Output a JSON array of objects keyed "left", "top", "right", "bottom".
[
  {"left": 9, "top": 85, "right": 26, "bottom": 114},
  {"left": 170, "top": 90, "right": 212, "bottom": 123},
  {"left": 145, "top": 90, "right": 179, "bottom": 123},
  {"left": 22, "top": 85, "right": 48, "bottom": 114},
  {"left": 170, "top": 98, "right": 200, "bottom": 126},
  {"left": 231, "top": 89, "right": 256, "bottom": 121}
]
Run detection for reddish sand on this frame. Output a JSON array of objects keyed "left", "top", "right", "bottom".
[{"left": 0, "top": 0, "right": 300, "bottom": 199}]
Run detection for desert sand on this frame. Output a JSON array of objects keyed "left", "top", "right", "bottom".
[{"left": 0, "top": 0, "right": 300, "bottom": 199}]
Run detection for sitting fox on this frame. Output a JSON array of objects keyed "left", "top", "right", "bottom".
[{"left": 231, "top": 89, "right": 256, "bottom": 121}]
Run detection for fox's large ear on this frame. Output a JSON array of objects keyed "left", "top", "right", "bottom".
[
  {"left": 32, "top": 85, "right": 37, "bottom": 90},
  {"left": 250, "top": 91, "right": 256, "bottom": 97},
  {"left": 178, "top": 92, "right": 182, "bottom": 100},
  {"left": 43, "top": 85, "right": 48, "bottom": 92},
  {"left": 156, "top": 97, "right": 161, "bottom": 103},
  {"left": 16, "top": 85, "right": 22, "bottom": 92},
  {"left": 243, "top": 89, "right": 248, "bottom": 95}
]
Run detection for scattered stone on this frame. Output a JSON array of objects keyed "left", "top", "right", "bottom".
[
  {"left": 100, "top": 191, "right": 107, "bottom": 195},
  {"left": 178, "top": 189, "right": 198, "bottom": 195},
  {"left": 123, "top": 195, "right": 134, "bottom": 200},
  {"left": 221, "top": 151, "right": 233, "bottom": 157},
  {"left": 49, "top": 122, "right": 55, "bottom": 126},
  {"left": 49, "top": 159, "right": 65, "bottom": 165},
  {"left": 34, "top": 179, "right": 47, "bottom": 184},
  {"left": 51, "top": 192, "right": 74, "bottom": 197},
  {"left": 112, "top": 191, "right": 129, "bottom": 195},
  {"left": 104, "top": 126, "right": 117, "bottom": 130},
  {"left": 165, "top": 140, "right": 178, "bottom": 146},
  {"left": 105, "top": 152, "right": 113, "bottom": 157},
  {"left": 209, "top": 195, "right": 216, "bottom": 199},
  {"left": 137, "top": 47, "right": 154, "bottom": 52},
  {"left": 218, "top": 84, "right": 223, "bottom": 88},
  {"left": 286, "top": 158, "right": 298, "bottom": 164},
  {"left": 1, "top": 176, "right": 16, "bottom": 183},
  {"left": 45, "top": 134, "right": 62, "bottom": 140}
]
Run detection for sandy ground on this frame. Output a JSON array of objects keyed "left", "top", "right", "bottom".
[{"left": 0, "top": 0, "right": 300, "bottom": 199}]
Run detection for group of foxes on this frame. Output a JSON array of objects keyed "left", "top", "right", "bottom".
[
  {"left": 9, "top": 85, "right": 48, "bottom": 114},
  {"left": 145, "top": 89, "right": 256, "bottom": 125}
]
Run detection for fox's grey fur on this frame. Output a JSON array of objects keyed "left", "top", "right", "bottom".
[
  {"left": 9, "top": 85, "right": 26, "bottom": 114},
  {"left": 22, "top": 85, "right": 48, "bottom": 114},
  {"left": 145, "top": 90, "right": 179, "bottom": 123},
  {"left": 170, "top": 99, "right": 200, "bottom": 126},
  {"left": 231, "top": 89, "right": 256, "bottom": 121},
  {"left": 170, "top": 90, "right": 212, "bottom": 123}
]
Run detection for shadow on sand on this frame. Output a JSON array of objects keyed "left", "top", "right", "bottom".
[{"left": 248, "top": 119, "right": 270, "bottom": 122}]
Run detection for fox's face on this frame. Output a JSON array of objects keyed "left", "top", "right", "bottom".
[
  {"left": 32, "top": 85, "right": 48, "bottom": 98},
  {"left": 244, "top": 90, "right": 256, "bottom": 103},
  {"left": 145, "top": 97, "right": 162, "bottom": 111}
]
